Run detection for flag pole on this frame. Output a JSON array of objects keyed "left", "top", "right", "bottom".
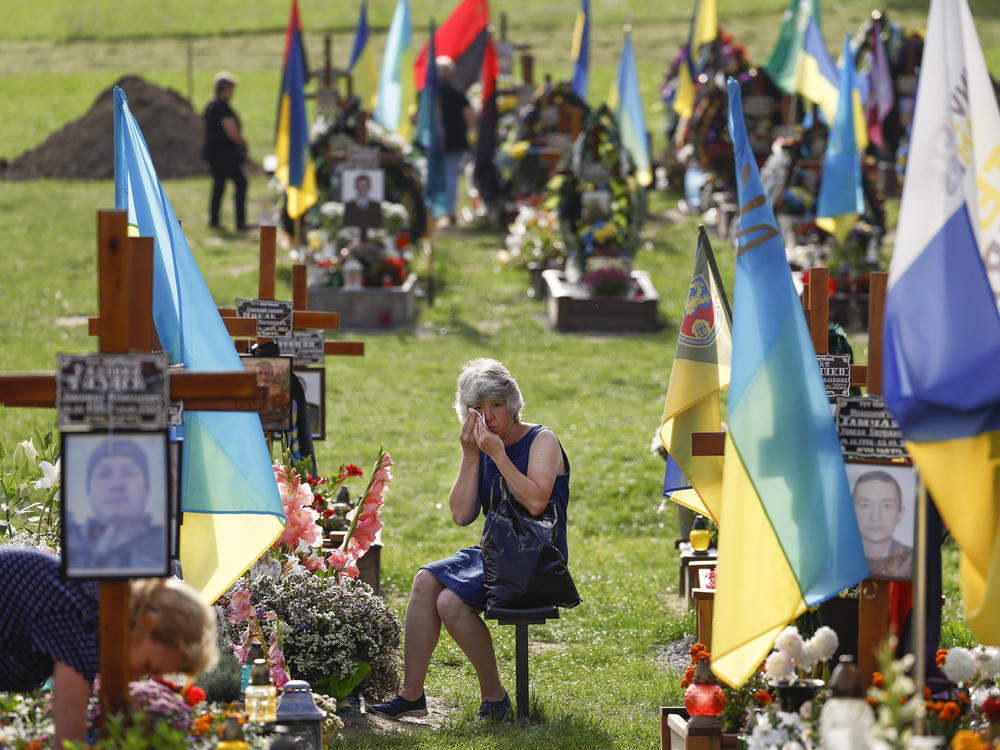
[
  {"left": 912, "top": 475, "right": 929, "bottom": 735},
  {"left": 293, "top": 216, "right": 302, "bottom": 252}
]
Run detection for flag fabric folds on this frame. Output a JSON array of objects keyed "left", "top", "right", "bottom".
[
  {"left": 882, "top": 0, "right": 1000, "bottom": 645},
  {"left": 673, "top": 0, "right": 717, "bottom": 120},
  {"left": 570, "top": 0, "right": 590, "bottom": 101},
  {"left": 865, "top": 15, "right": 895, "bottom": 150},
  {"left": 413, "top": 0, "right": 490, "bottom": 93},
  {"left": 473, "top": 34, "right": 500, "bottom": 206},
  {"left": 765, "top": 0, "right": 821, "bottom": 96},
  {"left": 348, "top": 1, "right": 378, "bottom": 112},
  {"left": 608, "top": 31, "right": 652, "bottom": 187},
  {"left": 795, "top": 19, "right": 868, "bottom": 151},
  {"left": 416, "top": 21, "right": 448, "bottom": 219},
  {"left": 659, "top": 226, "right": 732, "bottom": 523},
  {"left": 275, "top": 0, "right": 317, "bottom": 220},
  {"left": 711, "top": 78, "right": 869, "bottom": 687},
  {"left": 815, "top": 34, "right": 865, "bottom": 243},
  {"left": 374, "top": 0, "right": 415, "bottom": 140},
  {"left": 113, "top": 86, "right": 284, "bottom": 604}
]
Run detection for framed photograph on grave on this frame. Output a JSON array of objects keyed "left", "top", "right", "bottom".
[
  {"left": 341, "top": 168, "right": 384, "bottom": 229},
  {"left": 294, "top": 366, "right": 326, "bottom": 441},
  {"left": 845, "top": 460, "right": 917, "bottom": 581},
  {"left": 168, "top": 436, "right": 183, "bottom": 561},
  {"left": 581, "top": 189, "right": 612, "bottom": 224},
  {"left": 241, "top": 355, "right": 293, "bottom": 432},
  {"left": 61, "top": 430, "right": 170, "bottom": 579}
]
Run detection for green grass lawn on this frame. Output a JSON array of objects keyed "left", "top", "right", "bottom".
[{"left": 0, "top": 1, "right": 990, "bottom": 747}]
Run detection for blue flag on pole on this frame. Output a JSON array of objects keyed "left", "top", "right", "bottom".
[
  {"left": 416, "top": 21, "right": 448, "bottom": 219},
  {"left": 114, "top": 87, "right": 284, "bottom": 604},
  {"left": 882, "top": 0, "right": 1000, "bottom": 644},
  {"left": 570, "top": 0, "right": 590, "bottom": 100}
]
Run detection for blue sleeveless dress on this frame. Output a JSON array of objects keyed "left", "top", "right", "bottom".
[{"left": 422, "top": 424, "right": 570, "bottom": 610}]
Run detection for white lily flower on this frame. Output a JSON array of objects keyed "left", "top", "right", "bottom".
[{"left": 33, "top": 458, "right": 60, "bottom": 490}]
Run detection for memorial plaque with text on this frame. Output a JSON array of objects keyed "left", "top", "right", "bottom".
[
  {"left": 236, "top": 298, "right": 293, "bottom": 338},
  {"left": 276, "top": 330, "right": 325, "bottom": 365},
  {"left": 817, "top": 353, "right": 852, "bottom": 398},
  {"left": 835, "top": 396, "right": 908, "bottom": 459},
  {"left": 57, "top": 353, "right": 170, "bottom": 428}
]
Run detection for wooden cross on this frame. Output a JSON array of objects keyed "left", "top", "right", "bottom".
[
  {"left": 0, "top": 210, "right": 266, "bottom": 727},
  {"left": 218, "top": 224, "right": 365, "bottom": 358},
  {"left": 690, "top": 266, "right": 892, "bottom": 683}
]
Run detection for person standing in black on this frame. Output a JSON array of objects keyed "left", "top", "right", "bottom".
[
  {"left": 202, "top": 71, "right": 249, "bottom": 231},
  {"left": 437, "top": 57, "right": 475, "bottom": 227}
]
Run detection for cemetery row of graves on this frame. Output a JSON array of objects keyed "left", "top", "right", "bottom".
[{"left": 2, "top": 0, "right": 1000, "bottom": 747}]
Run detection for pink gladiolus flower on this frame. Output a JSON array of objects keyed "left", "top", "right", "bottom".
[
  {"left": 268, "top": 640, "right": 285, "bottom": 668},
  {"left": 270, "top": 665, "right": 291, "bottom": 689},
  {"left": 304, "top": 551, "right": 327, "bottom": 572},
  {"left": 327, "top": 548, "right": 354, "bottom": 569},
  {"left": 227, "top": 589, "right": 254, "bottom": 624}
]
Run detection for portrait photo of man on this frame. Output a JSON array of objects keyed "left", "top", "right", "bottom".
[
  {"left": 240, "top": 355, "right": 293, "bottom": 431},
  {"left": 848, "top": 465, "right": 915, "bottom": 580},
  {"left": 342, "top": 168, "right": 384, "bottom": 229}
]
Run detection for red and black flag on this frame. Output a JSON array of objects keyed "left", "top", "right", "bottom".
[
  {"left": 414, "top": 0, "right": 490, "bottom": 93},
  {"left": 473, "top": 34, "right": 500, "bottom": 205}
]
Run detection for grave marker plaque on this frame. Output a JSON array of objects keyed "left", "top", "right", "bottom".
[
  {"left": 57, "top": 353, "right": 170, "bottom": 429},
  {"left": 236, "top": 298, "right": 294, "bottom": 338},
  {"left": 817, "top": 353, "right": 852, "bottom": 398},
  {"left": 835, "top": 396, "right": 907, "bottom": 459},
  {"left": 276, "top": 330, "right": 326, "bottom": 365}
]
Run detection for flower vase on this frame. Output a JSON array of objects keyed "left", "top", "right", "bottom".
[{"left": 774, "top": 679, "right": 825, "bottom": 713}]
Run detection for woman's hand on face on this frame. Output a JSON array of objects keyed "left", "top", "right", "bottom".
[
  {"left": 473, "top": 414, "right": 504, "bottom": 458},
  {"left": 460, "top": 410, "right": 481, "bottom": 456}
]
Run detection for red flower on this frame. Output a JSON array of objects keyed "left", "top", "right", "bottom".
[
  {"left": 935, "top": 649, "right": 949, "bottom": 668},
  {"left": 340, "top": 464, "right": 364, "bottom": 480},
  {"left": 754, "top": 690, "right": 773, "bottom": 706},
  {"left": 183, "top": 685, "right": 206, "bottom": 707},
  {"left": 872, "top": 672, "right": 885, "bottom": 688},
  {"left": 938, "top": 702, "right": 961, "bottom": 722},
  {"left": 982, "top": 695, "right": 1000, "bottom": 722}
]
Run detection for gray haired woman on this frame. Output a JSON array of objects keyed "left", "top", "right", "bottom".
[{"left": 370, "top": 358, "right": 571, "bottom": 721}]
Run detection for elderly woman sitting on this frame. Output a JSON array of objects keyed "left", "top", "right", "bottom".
[{"left": 370, "top": 358, "right": 571, "bottom": 722}]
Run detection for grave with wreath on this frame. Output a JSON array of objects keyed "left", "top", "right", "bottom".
[{"left": 538, "top": 105, "right": 656, "bottom": 331}]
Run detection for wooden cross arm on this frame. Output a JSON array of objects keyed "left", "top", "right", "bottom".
[
  {"left": 0, "top": 371, "right": 261, "bottom": 409},
  {"left": 88, "top": 316, "right": 259, "bottom": 338},
  {"left": 0, "top": 374, "right": 55, "bottom": 408}
]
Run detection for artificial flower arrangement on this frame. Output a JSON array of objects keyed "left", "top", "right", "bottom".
[
  {"left": 580, "top": 256, "right": 635, "bottom": 298},
  {"left": 312, "top": 205, "right": 412, "bottom": 289},
  {"left": 216, "top": 448, "right": 402, "bottom": 703},
  {"left": 763, "top": 625, "right": 840, "bottom": 686},
  {"left": 926, "top": 645, "right": 1000, "bottom": 745},
  {"left": 497, "top": 204, "right": 566, "bottom": 272}
]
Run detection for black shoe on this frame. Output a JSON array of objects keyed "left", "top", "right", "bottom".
[
  {"left": 476, "top": 691, "right": 511, "bottom": 721},
  {"left": 368, "top": 693, "right": 427, "bottom": 718}
]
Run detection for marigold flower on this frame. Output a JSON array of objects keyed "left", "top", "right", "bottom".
[
  {"left": 754, "top": 690, "right": 773, "bottom": 706},
  {"left": 193, "top": 713, "right": 213, "bottom": 735},
  {"left": 872, "top": 671, "right": 885, "bottom": 688},
  {"left": 950, "top": 729, "right": 988, "bottom": 750},
  {"left": 936, "top": 649, "right": 949, "bottom": 668},
  {"left": 866, "top": 696, "right": 877, "bottom": 707},
  {"left": 924, "top": 686, "right": 932, "bottom": 698},
  {"left": 939, "top": 701, "right": 961, "bottom": 722},
  {"left": 955, "top": 692, "right": 970, "bottom": 704}
]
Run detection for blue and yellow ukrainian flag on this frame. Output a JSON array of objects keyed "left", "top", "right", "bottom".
[
  {"left": 883, "top": 0, "right": 1000, "bottom": 645},
  {"left": 570, "top": 0, "right": 590, "bottom": 101},
  {"left": 815, "top": 34, "right": 864, "bottom": 243},
  {"left": 659, "top": 226, "right": 732, "bottom": 523},
  {"left": 349, "top": 1, "right": 378, "bottom": 113},
  {"left": 374, "top": 0, "right": 415, "bottom": 141},
  {"left": 673, "top": 0, "right": 717, "bottom": 120},
  {"left": 711, "top": 78, "right": 869, "bottom": 687},
  {"left": 796, "top": 19, "right": 867, "bottom": 151},
  {"left": 765, "top": 0, "right": 820, "bottom": 96},
  {"left": 607, "top": 29, "right": 652, "bottom": 187},
  {"left": 113, "top": 87, "right": 284, "bottom": 604},
  {"left": 275, "top": 0, "right": 317, "bottom": 220},
  {"left": 416, "top": 20, "right": 447, "bottom": 219}
]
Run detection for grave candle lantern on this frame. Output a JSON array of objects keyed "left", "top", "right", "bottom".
[
  {"left": 273, "top": 679, "right": 325, "bottom": 750},
  {"left": 684, "top": 658, "right": 725, "bottom": 727},
  {"left": 689, "top": 514, "right": 712, "bottom": 554}
]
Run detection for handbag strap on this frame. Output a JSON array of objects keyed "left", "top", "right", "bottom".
[{"left": 484, "top": 472, "right": 561, "bottom": 544}]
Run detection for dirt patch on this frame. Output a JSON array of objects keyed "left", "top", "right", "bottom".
[
  {"left": 2, "top": 75, "right": 207, "bottom": 180},
  {"left": 336, "top": 693, "right": 455, "bottom": 740},
  {"left": 653, "top": 634, "right": 698, "bottom": 676}
]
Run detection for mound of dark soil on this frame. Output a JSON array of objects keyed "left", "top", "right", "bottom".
[{"left": 2, "top": 75, "right": 207, "bottom": 180}]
